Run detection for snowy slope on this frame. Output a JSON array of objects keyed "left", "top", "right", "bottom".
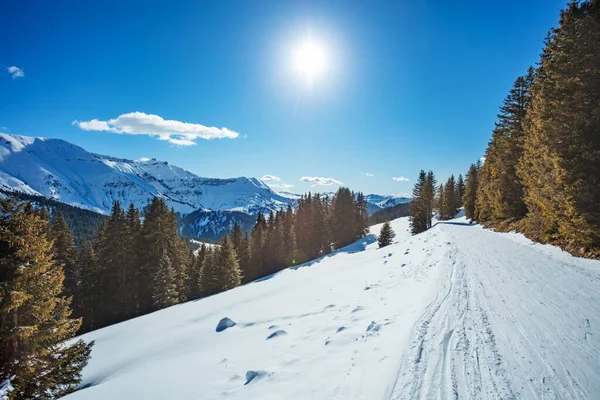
[
  {"left": 65, "top": 216, "right": 600, "bottom": 400},
  {"left": 0, "top": 133, "right": 293, "bottom": 215}
]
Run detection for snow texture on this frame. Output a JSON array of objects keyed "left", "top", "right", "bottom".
[{"left": 65, "top": 216, "right": 600, "bottom": 399}]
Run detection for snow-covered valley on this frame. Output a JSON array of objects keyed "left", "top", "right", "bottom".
[{"left": 65, "top": 216, "right": 600, "bottom": 400}]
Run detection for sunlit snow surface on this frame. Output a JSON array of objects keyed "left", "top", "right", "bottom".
[{"left": 67, "top": 216, "right": 600, "bottom": 399}]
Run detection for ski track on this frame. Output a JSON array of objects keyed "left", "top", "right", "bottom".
[
  {"left": 65, "top": 217, "right": 600, "bottom": 400},
  {"left": 388, "top": 220, "right": 600, "bottom": 400}
]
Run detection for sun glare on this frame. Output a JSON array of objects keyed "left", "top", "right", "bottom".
[{"left": 294, "top": 40, "right": 328, "bottom": 83}]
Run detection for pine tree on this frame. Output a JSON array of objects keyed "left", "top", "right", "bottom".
[
  {"left": 378, "top": 221, "right": 396, "bottom": 248},
  {"left": 424, "top": 171, "right": 437, "bottom": 229},
  {"left": 463, "top": 163, "right": 480, "bottom": 220},
  {"left": 95, "top": 201, "right": 129, "bottom": 326},
  {"left": 331, "top": 188, "right": 360, "bottom": 248},
  {"left": 441, "top": 175, "right": 458, "bottom": 220},
  {"left": 137, "top": 198, "right": 185, "bottom": 315},
  {"left": 410, "top": 171, "right": 429, "bottom": 234},
  {"left": 75, "top": 240, "right": 99, "bottom": 333},
  {"left": 0, "top": 199, "right": 93, "bottom": 399},
  {"left": 200, "top": 236, "right": 242, "bottom": 295},
  {"left": 239, "top": 232, "right": 252, "bottom": 283},
  {"left": 436, "top": 184, "right": 445, "bottom": 217},
  {"left": 456, "top": 174, "right": 466, "bottom": 205},
  {"left": 152, "top": 250, "right": 179, "bottom": 309},
  {"left": 188, "top": 243, "right": 206, "bottom": 299},
  {"left": 124, "top": 203, "right": 142, "bottom": 317},
  {"left": 477, "top": 69, "right": 533, "bottom": 222},
  {"left": 517, "top": 0, "right": 600, "bottom": 256},
  {"left": 51, "top": 213, "right": 78, "bottom": 311},
  {"left": 249, "top": 214, "right": 266, "bottom": 281}
]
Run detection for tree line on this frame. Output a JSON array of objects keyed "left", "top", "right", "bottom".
[
  {"left": 47, "top": 187, "right": 370, "bottom": 334},
  {"left": 0, "top": 187, "right": 369, "bottom": 397},
  {"left": 408, "top": 170, "right": 465, "bottom": 234},
  {"left": 463, "top": 0, "right": 599, "bottom": 258}
]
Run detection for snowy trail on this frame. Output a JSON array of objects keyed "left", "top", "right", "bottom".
[
  {"left": 66, "top": 217, "right": 600, "bottom": 400},
  {"left": 389, "top": 220, "right": 600, "bottom": 399}
]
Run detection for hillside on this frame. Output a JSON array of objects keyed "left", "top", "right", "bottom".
[{"left": 65, "top": 216, "right": 600, "bottom": 399}]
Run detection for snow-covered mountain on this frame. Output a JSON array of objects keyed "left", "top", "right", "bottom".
[
  {"left": 65, "top": 215, "right": 600, "bottom": 400},
  {"left": 0, "top": 133, "right": 409, "bottom": 238},
  {"left": 0, "top": 133, "right": 293, "bottom": 217},
  {"left": 364, "top": 193, "right": 410, "bottom": 214}
]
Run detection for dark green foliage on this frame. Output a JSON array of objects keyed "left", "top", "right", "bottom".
[
  {"left": 410, "top": 170, "right": 436, "bottom": 234},
  {"left": 368, "top": 202, "right": 410, "bottom": 225},
  {"left": 153, "top": 250, "right": 179, "bottom": 309},
  {"left": 516, "top": 0, "right": 600, "bottom": 257},
  {"left": 378, "top": 222, "right": 395, "bottom": 248},
  {"left": 470, "top": 1, "right": 600, "bottom": 258},
  {"left": 0, "top": 198, "right": 93, "bottom": 399},
  {"left": 0, "top": 190, "right": 107, "bottom": 244},
  {"left": 456, "top": 174, "right": 466, "bottom": 204},
  {"left": 95, "top": 201, "right": 131, "bottom": 326},
  {"left": 476, "top": 68, "right": 533, "bottom": 222},
  {"left": 51, "top": 213, "right": 77, "bottom": 303},
  {"left": 463, "top": 163, "right": 480, "bottom": 220},
  {"left": 200, "top": 236, "right": 242, "bottom": 296}
]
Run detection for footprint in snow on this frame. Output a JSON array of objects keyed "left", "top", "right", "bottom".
[
  {"left": 244, "top": 370, "right": 269, "bottom": 385},
  {"left": 266, "top": 330, "right": 288, "bottom": 340}
]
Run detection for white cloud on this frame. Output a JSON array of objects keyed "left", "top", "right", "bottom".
[
  {"left": 7, "top": 66, "right": 24, "bottom": 79},
  {"left": 300, "top": 176, "right": 343, "bottom": 186},
  {"left": 261, "top": 175, "right": 281, "bottom": 182},
  {"left": 479, "top": 156, "right": 486, "bottom": 164},
  {"left": 73, "top": 111, "right": 240, "bottom": 146},
  {"left": 392, "top": 176, "right": 409, "bottom": 182},
  {"left": 266, "top": 182, "right": 295, "bottom": 190},
  {"left": 137, "top": 157, "right": 151, "bottom": 162}
]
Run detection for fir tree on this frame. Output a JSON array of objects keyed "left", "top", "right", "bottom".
[
  {"left": 188, "top": 243, "right": 206, "bottom": 299},
  {"left": 456, "top": 174, "right": 466, "bottom": 204},
  {"left": 152, "top": 250, "right": 179, "bottom": 309},
  {"left": 51, "top": 213, "right": 78, "bottom": 309},
  {"left": 75, "top": 240, "right": 99, "bottom": 333},
  {"left": 378, "top": 221, "right": 396, "bottom": 248},
  {"left": 424, "top": 171, "right": 437, "bottom": 229},
  {"left": 477, "top": 69, "right": 533, "bottom": 222},
  {"left": 200, "top": 236, "right": 242, "bottom": 295},
  {"left": 95, "top": 201, "right": 129, "bottom": 326},
  {"left": 517, "top": 0, "right": 600, "bottom": 256},
  {"left": 410, "top": 171, "right": 429, "bottom": 234},
  {"left": 0, "top": 199, "right": 93, "bottom": 399},
  {"left": 463, "top": 163, "right": 480, "bottom": 220}
]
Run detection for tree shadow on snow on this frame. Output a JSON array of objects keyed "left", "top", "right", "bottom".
[
  {"left": 255, "top": 234, "right": 378, "bottom": 283},
  {"left": 435, "top": 221, "right": 475, "bottom": 227}
]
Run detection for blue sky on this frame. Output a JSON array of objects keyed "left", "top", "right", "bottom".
[{"left": 0, "top": 0, "right": 565, "bottom": 195}]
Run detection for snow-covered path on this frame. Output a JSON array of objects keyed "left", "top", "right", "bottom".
[
  {"left": 390, "top": 219, "right": 600, "bottom": 399},
  {"left": 66, "top": 217, "right": 600, "bottom": 400}
]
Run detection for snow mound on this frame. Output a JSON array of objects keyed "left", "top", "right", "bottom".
[{"left": 215, "top": 317, "right": 236, "bottom": 332}]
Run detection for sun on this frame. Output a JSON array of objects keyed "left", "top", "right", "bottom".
[{"left": 294, "top": 40, "right": 328, "bottom": 83}]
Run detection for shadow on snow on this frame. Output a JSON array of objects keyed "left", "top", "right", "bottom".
[{"left": 254, "top": 234, "right": 378, "bottom": 283}]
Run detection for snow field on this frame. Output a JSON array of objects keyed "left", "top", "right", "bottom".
[{"left": 66, "top": 216, "right": 600, "bottom": 399}]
